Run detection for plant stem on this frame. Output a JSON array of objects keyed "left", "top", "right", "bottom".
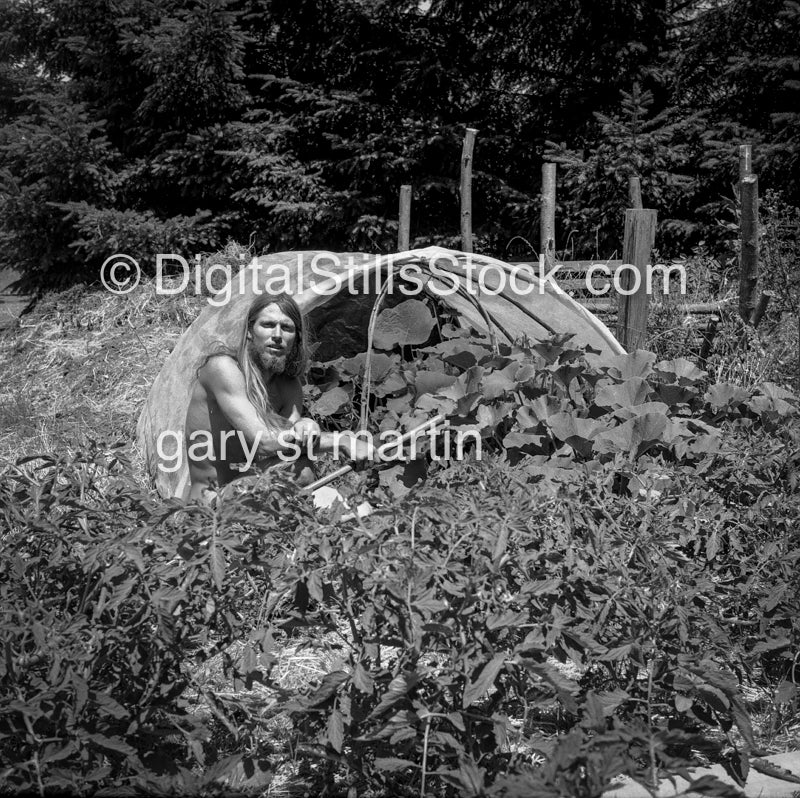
[
  {"left": 420, "top": 714, "right": 431, "bottom": 798},
  {"left": 647, "top": 659, "right": 658, "bottom": 792}
]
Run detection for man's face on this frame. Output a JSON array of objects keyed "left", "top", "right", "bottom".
[{"left": 247, "top": 303, "right": 298, "bottom": 374}]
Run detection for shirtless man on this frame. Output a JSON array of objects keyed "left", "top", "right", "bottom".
[{"left": 184, "top": 292, "right": 371, "bottom": 501}]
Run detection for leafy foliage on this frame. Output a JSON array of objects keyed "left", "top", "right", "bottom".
[
  {"left": 1, "top": 0, "right": 799, "bottom": 288},
  {"left": 545, "top": 85, "right": 697, "bottom": 256},
  {"left": 3, "top": 323, "right": 798, "bottom": 795},
  {"left": 0, "top": 447, "right": 287, "bottom": 793},
  {"left": 0, "top": 90, "right": 117, "bottom": 287},
  {"left": 307, "top": 310, "right": 799, "bottom": 486}
]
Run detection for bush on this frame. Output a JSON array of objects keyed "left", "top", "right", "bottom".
[
  {"left": 0, "top": 91, "right": 117, "bottom": 289},
  {"left": 58, "top": 203, "right": 225, "bottom": 280},
  {"left": 0, "top": 446, "right": 289, "bottom": 794}
]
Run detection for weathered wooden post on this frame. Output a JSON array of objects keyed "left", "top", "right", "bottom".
[
  {"left": 540, "top": 163, "right": 557, "bottom": 273},
  {"left": 398, "top": 185, "right": 412, "bottom": 251},
  {"left": 739, "top": 174, "right": 759, "bottom": 322},
  {"left": 460, "top": 128, "right": 477, "bottom": 253},
  {"left": 739, "top": 144, "right": 753, "bottom": 183},
  {"left": 616, "top": 209, "right": 657, "bottom": 351},
  {"left": 628, "top": 176, "right": 643, "bottom": 210},
  {"left": 750, "top": 290, "right": 772, "bottom": 327}
]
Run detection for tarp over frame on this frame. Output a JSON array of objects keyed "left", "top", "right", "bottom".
[{"left": 136, "top": 246, "right": 625, "bottom": 498}]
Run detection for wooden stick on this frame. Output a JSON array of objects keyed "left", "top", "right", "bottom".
[
  {"left": 628, "top": 176, "right": 643, "bottom": 210},
  {"left": 739, "top": 174, "right": 759, "bottom": 322},
  {"left": 460, "top": 129, "right": 478, "bottom": 253},
  {"left": 699, "top": 317, "right": 719, "bottom": 366},
  {"left": 507, "top": 259, "right": 623, "bottom": 274},
  {"left": 750, "top": 291, "right": 772, "bottom": 328},
  {"left": 677, "top": 299, "right": 734, "bottom": 314},
  {"left": 303, "top": 415, "right": 446, "bottom": 494},
  {"left": 739, "top": 144, "right": 752, "bottom": 183},
  {"left": 583, "top": 298, "right": 733, "bottom": 315},
  {"left": 398, "top": 185, "right": 412, "bottom": 251},
  {"left": 376, "top": 414, "right": 447, "bottom": 460},
  {"left": 540, "top": 163, "right": 557, "bottom": 273},
  {"left": 616, "top": 208, "right": 657, "bottom": 351}
]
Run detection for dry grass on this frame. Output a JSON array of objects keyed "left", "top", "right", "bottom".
[
  {"left": 642, "top": 249, "right": 799, "bottom": 389},
  {"left": 701, "top": 311, "right": 797, "bottom": 388},
  {"left": 0, "top": 278, "right": 205, "bottom": 475},
  {"left": 0, "top": 240, "right": 263, "bottom": 475}
]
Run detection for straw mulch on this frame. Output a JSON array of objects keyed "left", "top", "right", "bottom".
[{"left": 0, "top": 280, "right": 205, "bottom": 468}]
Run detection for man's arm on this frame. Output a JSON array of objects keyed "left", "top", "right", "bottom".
[
  {"left": 281, "top": 376, "right": 374, "bottom": 462},
  {"left": 199, "top": 356, "right": 292, "bottom": 458}
]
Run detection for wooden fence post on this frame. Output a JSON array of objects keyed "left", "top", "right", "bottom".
[
  {"left": 460, "top": 128, "right": 478, "bottom": 253},
  {"left": 540, "top": 163, "right": 557, "bottom": 272},
  {"left": 616, "top": 209, "right": 657, "bottom": 351},
  {"left": 739, "top": 144, "right": 753, "bottom": 183},
  {"left": 398, "top": 185, "right": 412, "bottom": 251},
  {"left": 739, "top": 174, "right": 759, "bottom": 322},
  {"left": 628, "top": 176, "right": 643, "bottom": 210},
  {"left": 750, "top": 291, "right": 772, "bottom": 327}
]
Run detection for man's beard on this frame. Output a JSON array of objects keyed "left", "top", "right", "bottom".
[{"left": 249, "top": 341, "right": 289, "bottom": 375}]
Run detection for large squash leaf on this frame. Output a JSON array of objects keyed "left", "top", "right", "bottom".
[{"left": 373, "top": 300, "right": 435, "bottom": 349}]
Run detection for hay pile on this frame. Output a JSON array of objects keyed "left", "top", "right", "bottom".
[{"left": 0, "top": 279, "right": 205, "bottom": 471}]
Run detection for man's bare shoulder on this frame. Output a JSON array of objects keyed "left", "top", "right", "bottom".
[{"left": 198, "top": 354, "right": 244, "bottom": 390}]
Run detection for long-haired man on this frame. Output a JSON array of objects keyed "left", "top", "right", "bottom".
[{"left": 184, "top": 293, "right": 371, "bottom": 500}]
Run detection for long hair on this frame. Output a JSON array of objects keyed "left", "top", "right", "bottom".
[{"left": 235, "top": 293, "right": 309, "bottom": 424}]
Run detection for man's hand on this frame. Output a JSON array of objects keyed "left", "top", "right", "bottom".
[
  {"left": 340, "top": 432, "right": 375, "bottom": 464},
  {"left": 291, "top": 417, "right": 321, "bottom": 450}
]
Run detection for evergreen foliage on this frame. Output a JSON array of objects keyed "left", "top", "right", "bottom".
[{"left": 0, "top": 0, "right": 797, "bottom": 287}]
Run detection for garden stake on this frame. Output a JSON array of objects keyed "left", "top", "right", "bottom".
[{"left": 303, "top": 414, "right": 447, "bottom": 494}]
